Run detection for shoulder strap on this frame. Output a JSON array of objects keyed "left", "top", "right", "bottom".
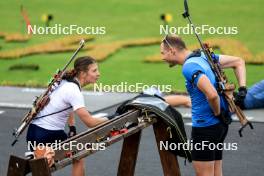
[
  {"left": 33, "top": 78, "right": 81, "bottom": 120},
  {"left": 64, "top": 78, "right": 81, "bottom": 91},
  {"left": 33, "top": 106, "right": 72, "bottom": 120},
  {"left": 185, "top": 49, "right": 201, "bottom": 62},
  {"left": 184, "top": 49, "right": 203, "bottom": 85}
]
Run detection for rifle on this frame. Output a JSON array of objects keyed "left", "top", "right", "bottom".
[
  {"left": 182, "top": 0, "right": 253, "bottom": 137},
  {"left": 11, "top": 39, "right": 85, "bottom": 146}
]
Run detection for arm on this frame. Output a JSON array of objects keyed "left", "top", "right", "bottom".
[
  {"left": 219, "top": 55, "right": 246, "bottom": 87},
  {"left": 182, "top": 62, "right": 220, "bottom": 115},
  {"left": 67, "top": 112, "right": 77, "bottom": 137},
  {"left": 75, "top": 107, "right": 108, "bottom": 128},
  {"left": 164, "top": 95, "right": 191, "bottom": 107},
  {"left": 65, "top": 85, "right": 108, "bottom": 128},
  {"left": 67, "top": 112, "right": 75, "bottom": 126},
  {"left": 197, "top": 75, "right": 220, "bottom": 116}
]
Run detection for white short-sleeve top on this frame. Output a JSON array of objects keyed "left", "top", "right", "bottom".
[{"left": 32, "top": 80, "right": 85, "bottom": 130}]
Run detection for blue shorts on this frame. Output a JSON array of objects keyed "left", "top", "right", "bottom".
[{"left": 26, "top": 123, "right": 67, "bottom": 151}]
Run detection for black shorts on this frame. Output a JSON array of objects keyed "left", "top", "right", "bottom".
[
  {"left": 191, "top": 122, "right": 228, "bottom": 161},
  {"left": 26, "top": 123, "right": 67, "bottom": 151}
]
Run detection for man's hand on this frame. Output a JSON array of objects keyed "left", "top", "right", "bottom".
[
  {"left": 216, "top": 110, "right": 232, "bottom": 125},
  {"left": 234, "top": 86, "right": 247, "bottom": 108},
  {"left": 68, "top": 125, "right": 77, "bottom": 138}
]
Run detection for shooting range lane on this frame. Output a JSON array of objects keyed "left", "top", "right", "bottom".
[
  {"left": 177, "top": 107, "right": 264, "bottom": 123},
  {"left": 0, "top": 86, "right": 138, "bottom": 111},
  {"left": 1, "top": 86, "right": 263, "bottom": 122}
]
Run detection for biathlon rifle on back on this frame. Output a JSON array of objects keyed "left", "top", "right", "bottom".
[
  {"left": 182, "top": 0, "right": 253, "bottom": 137},
  {"left": 11, "top": 39, "right": 85, "bottom": 146}
]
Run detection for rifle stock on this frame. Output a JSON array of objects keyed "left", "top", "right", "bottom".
[{"left": 204, "top": 43, "right": 254, "bottom": 136}]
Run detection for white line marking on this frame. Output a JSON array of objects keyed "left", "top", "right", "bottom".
[
  {"left": 0, "top": 102, "right": 32, "bottom": 108},
  {"left": 22, "top": 88, "right": 105, "bottom": 96},
  {"left": 232, "top": 115, "right": 254, "bottom": 121},
  {"left": 83, "top": 92, "right": 104, "bottom": 96},
  {"left": 22, "top": 88, "right": 44, "bottom": 93},
  {"left": 0, "top": 111, "right": 5, "bottom": 114},
  {"left": 185, "top": 122, "right": 192, "bottom": 126},
  {"left": 182, "top": 113, "right": 192, "bottom": 118},
  {"left": 183, "top": 113, "right": 254, "bottom": 121}
]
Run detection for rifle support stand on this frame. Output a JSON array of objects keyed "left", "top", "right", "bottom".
[
  {"left": 7, "top": 112, "right": 181, "bottom": 176},
  {"left": 153, "top": 120, "right": 181, "bottom": 176}
]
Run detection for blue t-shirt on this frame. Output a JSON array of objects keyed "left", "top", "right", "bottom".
[
  {"left": 182, "top": 52, "right": 229, "bottom": 127},
  {"left": 244, "top": 80, "right": 264, "bottom": 109}
]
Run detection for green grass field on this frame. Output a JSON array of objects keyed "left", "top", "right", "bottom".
[{"left": 0, "top": 0, "right": 263, "bottom": 91}]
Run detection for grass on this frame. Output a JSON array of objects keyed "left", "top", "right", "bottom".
[{"left": 0, "top": 0, "right": 263, "bottom": 91}]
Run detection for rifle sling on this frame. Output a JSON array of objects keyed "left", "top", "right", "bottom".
[{"left": 33, "top": 79, "right": 81, "bottom": 120}]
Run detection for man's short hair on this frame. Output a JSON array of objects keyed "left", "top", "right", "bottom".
[{"left": 162, "top": 35, "right": 186, "bottom": 51}]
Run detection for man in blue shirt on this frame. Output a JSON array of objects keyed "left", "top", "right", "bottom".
[{"left": 160, "top": 35, "right": 247, "bottom": 176}]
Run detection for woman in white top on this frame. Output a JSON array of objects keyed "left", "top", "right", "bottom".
[{"left": 27, "top": 56, "right": 108, "bottom": 176}]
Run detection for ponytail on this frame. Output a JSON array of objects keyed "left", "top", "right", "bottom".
[{"left": 62, "top": 69, "right": 77, "bottom": 81}]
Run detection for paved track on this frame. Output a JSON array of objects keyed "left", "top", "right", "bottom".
[
  {"left": 0, "top": 86, "right": 263, "bottom": 175},
  {"left": 1, "top": 106, "right": 263, "bottom": 176}
]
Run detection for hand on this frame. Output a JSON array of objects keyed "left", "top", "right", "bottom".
[
  {"left": 34, "top": 146, "right": 55, "bottom": 167},
  {"left": 68, "top": 125, "right": 77, "bottom": 138},
  {"left": 216, "top": 110, "right": 232, "bottom": 125},
  {"left": 234, "top": 86, "right": 247, "bottom": 108},
  {"left": 44, "top": 147, "right": 55, "bottom": 167}
]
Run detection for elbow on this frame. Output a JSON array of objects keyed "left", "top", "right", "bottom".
[
  {"left": 83, "top": 117, "right": 97, "bottom": 128},
  {"left": 234, "top": 57, "right": 245, "bottom": 69},
  {"left": 238, "top": 57, "right": 245, "bottom": 67},
  {"left": 185, "top": 97, "right": 192, "bottom": 107},
  {"left": 87, "top": 118, "right": 98, "bottom": 128},
  {"left": 84, "top": 121, "right": 93, "bottom": 128},
  {"left": 87, "top": 124, "right": 94, "bottom": 128},
  {"left": 207, "top": 92, "right": 219, "bottom": 102}
]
